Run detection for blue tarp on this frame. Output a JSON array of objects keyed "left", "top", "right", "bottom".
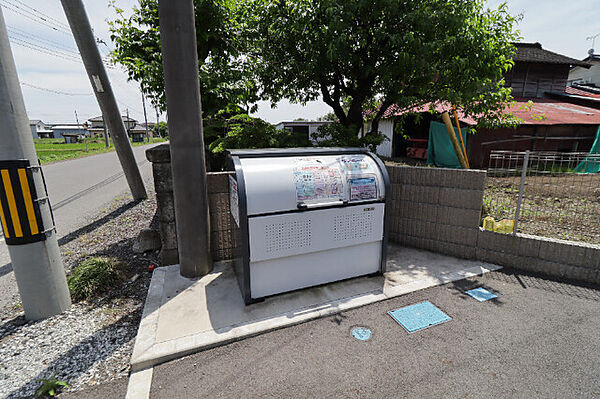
[
  {"left": 426, "top": 121, "right": 467, "bottom": 169},
  {"left": 574, "top": 125, "right": 600, "bottom": 174}
]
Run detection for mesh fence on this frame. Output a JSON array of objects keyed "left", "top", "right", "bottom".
[{"left": 485, "top": 150, "right": 600, "bottom": 244}]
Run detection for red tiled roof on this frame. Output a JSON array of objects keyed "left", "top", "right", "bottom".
[{"left": 384, "top": 98, "right": 600, "bottom": 126}]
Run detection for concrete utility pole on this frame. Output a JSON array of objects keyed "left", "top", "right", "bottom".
[
  {"left": 102, "top": 115, "right": 109, "bottom": 147},
  {"left": 0, "top": 6, "right": 71, "bottom": 320},
  {"left": 141, "top": 91, "right": 149, "bottom": 142},
  {"left": 158, "top": 0, "right": 212, "bottom": 277},
  {"left": 60, "top": 0, "right": 146, "bottom": 200}
]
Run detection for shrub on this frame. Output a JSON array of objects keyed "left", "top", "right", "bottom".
[{"left": 67, "top": 257, "right": 124, "bottom": 302}]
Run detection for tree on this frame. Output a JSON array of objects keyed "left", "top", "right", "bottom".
[
  {"left": 240, "top": 0, "right": 520, "bottom": 137},
  {"left": 109, "top": 0, "right": 258, "bottom": 118},
  {"left": 153, "top": 121, "right": 168, "bottom": 137}
]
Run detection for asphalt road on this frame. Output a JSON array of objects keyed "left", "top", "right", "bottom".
[
  {"left": 143, "top": 269, "right": 600, "bottom": 399},
  {"left": 0, "top": 144, "right": 157, "bottom": 310}
]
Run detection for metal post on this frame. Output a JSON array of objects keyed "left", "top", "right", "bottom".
[
  {"left": 0, "top": 6, "right": 71, "bottom": 320},
  {"left": 60, "top": 0, "right": 146, "bottom": 200},
  {"left": 158, "top": 0, "right": 212, "bottom": 277},
  {"left": 513, "top": 150, "right": 529, "bottom": 235}
]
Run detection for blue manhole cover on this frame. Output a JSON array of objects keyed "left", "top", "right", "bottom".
[
  {"left": 465, "top": 287, "right": 498, "bottom": 302},
  {"left": 351, "top": 327, "right": 372, "bottom": 341},
  {"left": 388, "top": 301, "right": 451, "bottom": 333}
]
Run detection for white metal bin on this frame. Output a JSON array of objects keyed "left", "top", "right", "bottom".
[{"left": 227, "top": 148, "right": 390, "bottom": 305}]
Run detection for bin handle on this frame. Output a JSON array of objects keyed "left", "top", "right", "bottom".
[{"left": 297, "top": 199, "right": 346, "bottom": 210}]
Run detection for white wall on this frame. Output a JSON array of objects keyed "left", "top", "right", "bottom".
[
  {"left": 373, "top": 119, "right": 394, "bottom": 158},
  {"left": 569, "top": 61, "right": 600, "bottom": 86}
]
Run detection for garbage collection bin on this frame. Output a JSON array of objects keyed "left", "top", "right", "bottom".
[{"left": 227, "top": 148, "right": 390, "bottom": 305}]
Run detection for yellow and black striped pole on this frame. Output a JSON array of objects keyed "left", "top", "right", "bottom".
[{"left": 0, "top": 159, "right": 46, "bottom": 245}]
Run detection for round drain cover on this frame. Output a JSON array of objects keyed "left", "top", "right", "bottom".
[{"left": 351, "top": 327, "right": 372, "bottom": 341}]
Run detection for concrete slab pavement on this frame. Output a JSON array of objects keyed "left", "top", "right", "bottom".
[
  {"left": 149, "top": 268, "right": 600, "bottom": 399},
  {"left": 129, "top": 244, "right": 501, "bottom": 377}
]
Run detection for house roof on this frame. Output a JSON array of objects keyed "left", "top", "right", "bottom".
[
  {"left": 51, "top": 125, "right": 86, "bottom": 130},
  {"left": 29, "top": 119, "right": 42, "bottom": 125},
  {"left": 513, "top": 43, "right": 591, "bottom": 68},
  {"left": 88, "top": 115, "right": 137, "bottom": 122},
  {"left": 566, "top": 85, "right": 600, "bottom": 98},
  {"left": 129, "top": 124, "right": 148, "bottom": 133},
  {"left": 384, "top": 98, "right": 600, "bottom": 126}
]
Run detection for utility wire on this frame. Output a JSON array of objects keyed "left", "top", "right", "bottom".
[
  {"left": 0, "top": 1, "right": 72, "bottom": 35},
  {"left": 8, "top": 25, "right": 77, "bottom": 53},
  {"left": 8, "top": 0, "right": 71, "bottom": 30},
  {"left": 21, "top": 81, "right": 93, "bottom": 96}
]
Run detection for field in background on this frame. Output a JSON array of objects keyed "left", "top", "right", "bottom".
[
  {"left": 34, "top": 137, "right": 167, "bottom": 164},
  {"left": 484, "top": 151, "right": 600, "bottom": 245}
]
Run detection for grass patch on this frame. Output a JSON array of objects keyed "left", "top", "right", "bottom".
[
  {"left": 67, "top": 257, "right": 125, "bottom": 302},
  {"left": 34, "top": 137, "right": 167, "bottom": 164}
]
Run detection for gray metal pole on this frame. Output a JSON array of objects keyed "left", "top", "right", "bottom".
[
  {"left": 158, "top": 0, "right": 212, "bottom": 277},
  {"left": 60, "top": 0, "right": 146, "bottom": 200},
  {"left": 0, "top": 6, "right": 71, "bottom": 320},
  {"left": 513, "top": 150, "right": 530, "bottom": 235}
]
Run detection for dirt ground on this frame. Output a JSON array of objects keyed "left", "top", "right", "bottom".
[{"left": 484, "top": 173, "right": 600, "bottom": 244}]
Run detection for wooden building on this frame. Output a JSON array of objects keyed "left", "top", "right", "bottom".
[{"left": 370, "top": 42, "right": 599, "bottom": 168}]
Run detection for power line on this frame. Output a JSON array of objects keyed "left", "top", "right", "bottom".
[
  {"left": 0, "top": 1, "right": 72, "bottom": 35},
  {"left": 8, "top": 25, "right": 77, "bottom": 53},
  {"left": 8, "top": 35, "right": 82, "bottom": 62},
  {"left": 8, "top": 34, "right": 117, "bottom": 69},
  {"left": 21, "top": 81, "right": 93, "bottom": 96},
  {"left": 8, "top": 0, "right": 71, "bottom": 30}
]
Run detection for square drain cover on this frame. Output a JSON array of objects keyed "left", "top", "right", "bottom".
[
  {"left": 388, "top": 301, "right": 451, "bottom": 333},
  {"left": 465, "top": 287, "right": 498, "bottom": 302}
]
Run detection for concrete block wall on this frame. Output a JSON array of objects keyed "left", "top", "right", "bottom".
[
  {"left": 386, "top": 165, "right": 486, "bottom": 260},
  {"left": 386, "top": 163, "right": 600, "bottom": 285},
  {"left": 146, "top": 144, "right": 234, "bottom": 265},
  {"left": 476, "top": 231, "right": 600, "bottom": 284}
]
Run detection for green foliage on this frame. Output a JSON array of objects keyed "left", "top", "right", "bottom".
[
  {"left": 153, "top": 121, "right": 168, "bottom": 137},
  {"left": 67, "top": 257, "right": 124, "bottom": 302},
  {"left": 108, "top": 0, "right": 258, "bottom": 117},
  {"left": 317, "top": 112, "right": 337, "bottom": 122},
  {"left": 35, "top": 375, "right": 68, "bottom": 398},
  {"left": 208, "top": 114, "right": 308, "bottom": 154},
  {"left": 239, "top": 0, "right": 520, "bottom": 134},
  {"left": 312, "top": 122, "right": 387, "bottom": 153}
]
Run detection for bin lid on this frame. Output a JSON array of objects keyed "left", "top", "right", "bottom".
[{"left": 232, "top": 151, "right": 386, "bottom": 215}]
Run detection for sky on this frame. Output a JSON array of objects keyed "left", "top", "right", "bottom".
[{"left": 1, "top": 0, "right": 599, "bottom": 125}]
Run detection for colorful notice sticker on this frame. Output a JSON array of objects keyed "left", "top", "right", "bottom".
[
  {"left": 349, "top": 177, "right": 377, "bottom": 201},
  {"left": 293, "top": 158, "right": 345, "bottom": 202}
]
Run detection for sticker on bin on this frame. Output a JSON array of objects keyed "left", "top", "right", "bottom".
[
  {"left": 388, "top": 301, "right": 451, "bottom": 333},
  {"left": 465, "top": 287, "right": 498, "bottom": 302}
]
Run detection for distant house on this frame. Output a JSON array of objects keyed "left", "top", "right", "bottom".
[
  {"left": 129, "top": 124, "right": 148, "bottom": 142},
  {"left": 51, "top": 124, "right": 87, "bottom": 143},
  {"left": 87, "top": 115, "right": 138, "bottom": 139},
  {"left": 568, "top": 52, "right": 600, "bottom": 87},
  {"left": 368, "top": 42, "right": 600, "bottom": 168},
  {"left": 275, "top": 121, "right": 332, "bottom": 145},
  {"left": 29, "top": 119, "right": 48, "bottom": 139}
]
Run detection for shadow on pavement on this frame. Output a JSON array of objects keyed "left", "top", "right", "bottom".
[
  {"left": 485, "top": 268, "right": 600, "bottom": 302},
  {"left": 58, "top": 200, "right": 143, "bottom": 247},
  {"left": 0, "top": 262, "right": 12, "bottom": 278}
]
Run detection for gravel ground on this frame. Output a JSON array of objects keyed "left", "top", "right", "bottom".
[{"left": 0, "top": 192, "right": 159, "bottom": 398}]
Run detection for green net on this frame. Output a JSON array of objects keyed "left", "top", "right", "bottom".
[
  {"left": 574, "top": 125, "right": 600, "bottom": 174},
  {"left": 426, "top": 121, "right": 467, "bottom": 169}
]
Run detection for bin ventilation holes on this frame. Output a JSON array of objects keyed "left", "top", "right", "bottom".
[
  {"left": 265, "top": 219, "right": 312, "bottom": 253},
  {"left": 333, "top": 209, "right": 375, "bottom": 241}
]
